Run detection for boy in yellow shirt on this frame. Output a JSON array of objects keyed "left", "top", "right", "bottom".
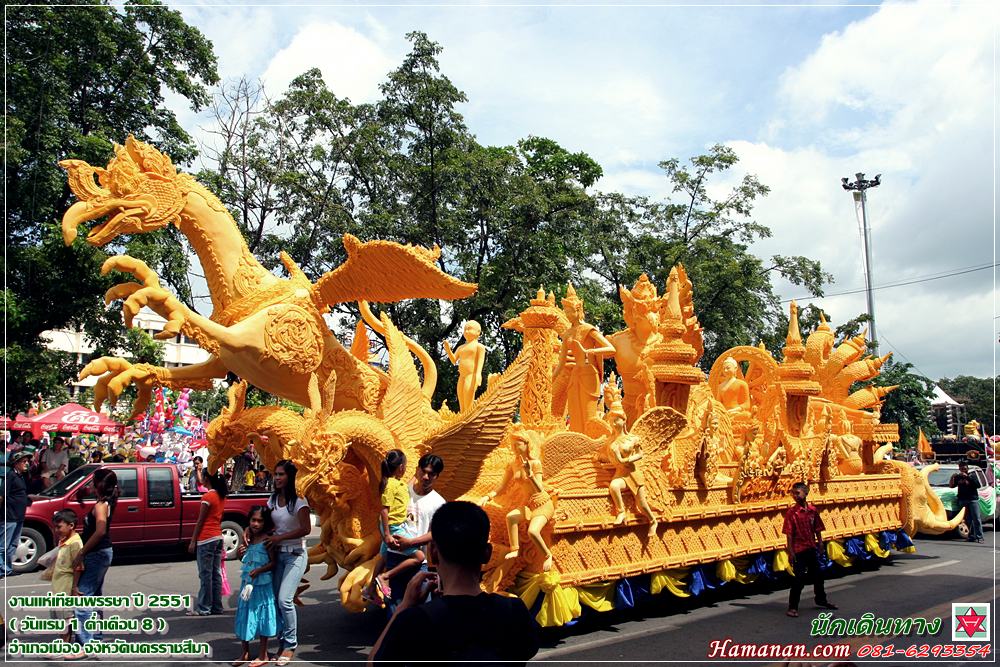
[{"left": 51, "top": 510, "right": 84, "bottom": 643}]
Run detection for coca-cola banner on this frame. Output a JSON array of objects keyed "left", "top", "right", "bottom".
[{"left": 8, "top": 403, "right": 123, "bottom": 438}]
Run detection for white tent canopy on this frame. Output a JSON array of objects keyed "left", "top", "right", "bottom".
[{"left": 931, "top": 385, "right": 961, "bottom": 406}]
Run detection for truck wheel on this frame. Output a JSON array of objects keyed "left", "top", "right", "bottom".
[
  {"left": 14, "top": 527, "right": 46, "bottom": 573},
  {"left": 221, "top": 521, "right": 244, "bottom": 561}
]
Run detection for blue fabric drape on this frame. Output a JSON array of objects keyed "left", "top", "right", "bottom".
[
  {"left": 879, "top": 529, "right": 897, "bottom": 550},
  {"left": 817, "top": 548, "right": 835, "bottom": 572},
  {"left": 748, "top": 553, "right": 776, "bottom": 580},
  {"left": 689, "top": 565, "right": 720, "bottom": 596},
  {"left": 614, "top": 575, "right": 652, "bottom": 609},
  {"left": 845, "top": 536, "right": 872, "bottom": 561},
  {"left": 895, "top": 529, "right": 914, "bottom": 549}
]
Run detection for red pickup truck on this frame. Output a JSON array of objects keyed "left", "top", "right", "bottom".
[{"left": 15, "top": 463, "right": 270, "bottom": 572}]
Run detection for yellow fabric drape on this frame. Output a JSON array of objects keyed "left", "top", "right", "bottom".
[
  {"left": 715, "top": 559, "right": 737, "bottom": 582},
  {"left": 513, "top": 570, "right": 581, "bottom": 627},
  {"left": 577, "top": 582, "right": 615, "bottom": 611},
  {"left": 773, "top": 550, "right": 794, "bottom": 575},
  {"left": 826, "top": 539, "right": 853, "bottom": 567},
  {"left": 650, "top": 568, "right": 691, "bottom": 597},
  {"left": 864, "top": 533, "right": 890, "bottom": 558},
  {"left": 730, "top": 557, "right": 758, "bottom": 584}
]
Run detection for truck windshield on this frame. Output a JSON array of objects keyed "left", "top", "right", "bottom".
[
  {"left": 36, "top": 465, "right": 98, "bottom": 497},
  {"left": 926, "top": 469, "right": 956, "bottom": 487}
]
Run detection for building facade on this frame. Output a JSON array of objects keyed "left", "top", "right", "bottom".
[{"left": 42, "top": 307, "right": 212, "bottom": 398}]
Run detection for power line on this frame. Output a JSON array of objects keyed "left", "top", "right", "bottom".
[
  {"left": 782, "top": 262, "right": 997, "bottom": 303},
  {"left": 878, "top": 332, "right": 936, "bottom": 382}
]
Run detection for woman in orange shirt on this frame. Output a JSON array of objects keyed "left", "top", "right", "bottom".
[{"left": 188, "top": 471, "right": 229, "bottom": 615}]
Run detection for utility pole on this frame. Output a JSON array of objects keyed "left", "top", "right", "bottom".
[{"left": 841, "top": 172, "right": 881, "bottom": 350}]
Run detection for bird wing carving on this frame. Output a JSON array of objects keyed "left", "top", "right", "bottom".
[
  {"left": 376, "top": 313, "right": 436, "bottom": 463},
  {"left": 541, "top": 431, "right": 604, "bottom": 480},
  {"left": 632, "top": 406, "right": 688, "bottom": 457},
  {"left": 312, "top": 234, "right": 478, "bottom": 306},
  {"left": 424, "top": 348, "right": 531, "bottom": 500},
  {"left": 632, "top": 406, "right": 688, "bottom": 498}
]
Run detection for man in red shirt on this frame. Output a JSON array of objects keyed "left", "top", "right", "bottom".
[{"left": 783, "top": 481, "right": 838, "bottom": 617}]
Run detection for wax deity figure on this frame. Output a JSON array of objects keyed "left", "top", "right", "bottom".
[{"left": 552, "top": 284, "right": 615, "bottom": 437}]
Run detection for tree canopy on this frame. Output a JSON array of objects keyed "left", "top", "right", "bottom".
[
  {"left": 10, "top": 25, "right": 839, "bottom": 419},
  {"left": 938, "top": 375, "right": 997, "bottom": 436},
  {"left": 872, "top": 359, "right": 937, "bottom": 448},
  {"left": 4, "top": 1, "right": 219, "bottom": 413},
  {"left": 201, "top": 32, "right": 831, "bottom": 412}
]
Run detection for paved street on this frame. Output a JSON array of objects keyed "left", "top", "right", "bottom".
[{"left": 3, "top": 527, "right": 994, "bottom": 665}]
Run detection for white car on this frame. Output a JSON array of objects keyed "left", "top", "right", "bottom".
[{"left": 926, "top": 463, "right": 995, "bottom": 539}]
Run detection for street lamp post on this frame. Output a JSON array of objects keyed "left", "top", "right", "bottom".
[{"left": 841, "top": 172, "right": 881, "bottom": 350}]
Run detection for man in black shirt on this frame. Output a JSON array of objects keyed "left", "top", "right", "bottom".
[
  {"left": 370, "top": 501, "right": 540, "bottom": 666},
  {"left": 949, "top": 463, "right": 984, "bottom": 543},
  {"left": 3, "top": 451, "right": 33, "bottom": 577}
]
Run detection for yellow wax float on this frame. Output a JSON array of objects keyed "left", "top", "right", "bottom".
[{"left": 61, "top": 138, "right": 961, "bottom": 626}]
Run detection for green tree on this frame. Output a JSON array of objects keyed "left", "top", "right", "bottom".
[
  {"left": 873, "top": 360, "right": 936, "bottom": 448},
  {"left": 938, "top": 376, "right": 997, "bottom": 435},
  {"left": 4, "top": 1, "right": 218, "bottom": 413},
  {"left": 199, "top": 33, "right": 831, "bottom": 412},
  {"left": 202, "top": 33, "right": 603, "bottom": 410},
  {"left": 585, "top": 145, "right": 831, "bottom": 366},
  {"left": 187, "top": 384, "right": 230, "bottom": 423}
]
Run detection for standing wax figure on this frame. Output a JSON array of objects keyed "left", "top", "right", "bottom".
[
  {"left": 553, "top": 284, "right": 616, "bottom": 436},
  {"left": 783, "top": 482, "right": 838, "bottom": 617},
  {"left": 370, "top": 501, "right": 540, "bottom": 665},
  {"left": 443, "top": 320, "right": 487, "bottom": 413}
]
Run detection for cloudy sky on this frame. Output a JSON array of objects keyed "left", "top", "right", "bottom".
[{"left": 168, "top": 0, "right": 995, "bottom": 381}]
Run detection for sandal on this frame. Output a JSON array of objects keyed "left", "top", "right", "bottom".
[
  {"left": 275, "top": 651, "right": 294, "bottom": 666},
  {"left": 248, "top": 659, "right": 269, "bottom": 667},
  {"left": 231, "top": 658, "right": 248, "bottom": 667},
  {"left": 786, "top": 609, "right": 799, "bottom": 617}
]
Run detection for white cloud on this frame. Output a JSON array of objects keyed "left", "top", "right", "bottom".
[
  {"left": 178, "top": 6, "right": 280, "bottom": 82},
  {"left": 423, "top": 12, "right": 697, "bottom": 168},
  {"left": 165, "top": 3, "right": 994, "bottom": 378},
  {"left": 597, "top": 168, "right": 666, "bottom": 198},
  {"left": 261, "top": 21, "right": 396, "bottom": 103},
  {"left": 721, "top": 0, "right": 995, "bottom": 379},
  {"left": 777, "top": 2, "right": 994, "bottom": 128}
]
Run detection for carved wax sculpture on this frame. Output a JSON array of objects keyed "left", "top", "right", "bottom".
[
  {"left": 717, "top": 357, "right": 752, "bottom": 416},
  {"left": 60, "top": 137, "right": 961, "bottom": 626},
  {"left": 61, "top": 137, "right": 476, "bottom": 418},
  {"left": 609, "top": 274, "right": 662, "bottom": 427},
  {"left": 552, "top": 284, "right": 615, "bottom": 437},
  {"left": 605, "top": 400, "right": 658, "bottom": 535},
  {"left": 481, "top": 426, "right": 555, "bottom": 572},
  {"left": 444, "top": 320, "right": 487, "bottom": 413}
]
